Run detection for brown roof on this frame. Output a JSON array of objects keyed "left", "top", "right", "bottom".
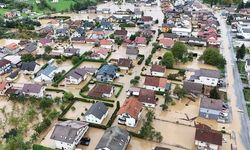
[
  {"left": 138, "top": 89, "right": 156, "bottom": 104},
  {"left": 117, "top": 98, "right": 143, "bottom": 119},
  {"left": 144, "top": 76, "right": 160, "bottom": 87},
  {"left": 195, "top": 128, "right": 222, "bottom": 146},
  {"left": 151, "top": 65, "right": 165, "bottom": 73},
  {"left": 141, "top": 16, "right": 153, "bottom": 22},
  {"left": 0, "top": 59, "right": 11, "bottom": 68},
  {"left": 183, "top": 81, "right": 203, "bottom": 95},
  {"left": 200, "top": 97, "right": 223, "bottom": 111},
  {"left": 88, "top": 84, "right": 113, "bottom": 98},
  {"left": 0, "top": 82, "right": 7, "bottom": 91},
  {"left": 117, "top": 58, "right": 132, "bottom": 68},
  {"left": 100, "top": 39, "right": 112, "bottom": 45},
  {"left": 114, "top": 29, "right": 128, "bottom": 36}
]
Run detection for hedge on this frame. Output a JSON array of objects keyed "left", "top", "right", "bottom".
[
  {"left": 115, "top": 86, "right": 123, "bottom": 98},
  {"left": 128, "top": 131, "right": 144, "bottom": 138},
  {"left": 33, "top": 144, "right": 54, "bottom": 150},
  {"left": 74, "top": 97, "right": 114, "bottom": 107},
  {"left": 79, "top": 93, "right": 115, "bottom": 103},
  {"left": 58, "top": 101, "right": 75, "bottom": 119},
  {"left": 155, "top": 91, "right": 165, "bottom": 95},
  {"left": 106, "top": 101, "right": 120, "bottom": 127},
  {"left": 45, "top": 88, "right": 65, "bottom": 93},
  {"left": 105, "top": 52, "right": 112, "bottom": 60}
]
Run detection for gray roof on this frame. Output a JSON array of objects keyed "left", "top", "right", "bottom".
[
  {"left": 194, "top": 69, "right": 220, "bottom": 79},
  {"left": 246, "top": 59, "right": 250, "bottom": 66},
  {"left": 97, "top": 64, "right": 117, "bottom": 76},
  {"left": 200, "top": 97, "right": 223, "bottom": 111},
  {"left": 22, "top": 84, "right": 42, "bottom": 94},
  {"left": 85, "top": 102, "right": 108, "bottom": 119},
  {"left": 64, "top": 48, "right": 79, "bottom": 54},
  {"left": 20, "top": 61, "right": 36, "bottom": 71},
  {"left": 8, "top": 69, "right": 19, "bottom": 79},
  {"left": 24, "top": 42, "right": 37, "bottom": 53},
  {"left": 37, "top": 65, "right": 57, "bottom": 77},
  {"left": 50, "top": 120, "right": 89, "bottom": 144},
  {"left": 95, "top": 126, "right": 130, "bottom": 150},
  {"left": 126, "top": 44, "right": 139, "bottom": 55},
  {"left": 183, "top": 80, "right": 203, "bottom": 95},
  {"left": 67, "top": 68, "right": 87, "bottom": 80}
]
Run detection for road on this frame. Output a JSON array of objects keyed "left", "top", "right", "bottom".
[{"left": 215, "top": 11, "right": 250, "bottom": 150}]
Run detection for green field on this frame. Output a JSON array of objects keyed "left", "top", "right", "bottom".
[
  {"left": 28, "top": 0, "right": 75, "bottom": 12},
  {"left": 0, "top": 8, "right": 9, "bottom": 16},
  {"left": 243, "top": 88, "right": 250, "bottom": 101}
]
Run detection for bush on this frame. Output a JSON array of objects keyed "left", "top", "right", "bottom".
[
  {"left": 137, "top": 55, "right": 145, "bottom": 65},
  {"left": 35, "top": 118, "right": 51, "bottom": 134},
  {"left": 135, "top": 76, "right": 140, "bottom": 80}
]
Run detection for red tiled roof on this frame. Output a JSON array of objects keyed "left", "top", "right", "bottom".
[
  {"left": 117, "top": 97, "right": 143, "bottom": 119},
  {"left": 159, "top": 38, "right": 174, "bottom": 47},
  {"left": 159, "top": 78, "right": 168, "bottom": 88},
  {"left": 151, "top": 65, "right": 165, "bottom": 73},
  {"left": 5, "top": 43, "right": 19, "bottom": 50},
  {"left": 195, "top": 128, "right": 222, "bottom": 146},
  {"left": 117, "top": 58, "right": 132, "bottom": 68},
  {"left": 144, "top": 76, "right": 160, "bottom": 87},
  {"left": 0, "top": 82, "right": 7, "bottom": 91},
  {"left": 134, "top": 37, "right": 146, "bottom": 45},
  {"left": 0, "top": 59, "right": 11, "bottom": 68},
  {"left": 138, "top": 89, "right": 156, "bottom": 104},
  {"left": 100, "top": 39, "right": 112, "bottom": 45},
  {"left": 94, "top": 48, "right": 109, "bottom": 55},
  {"left": 88, "top": 84, "right": 113, "bottom": 98}
]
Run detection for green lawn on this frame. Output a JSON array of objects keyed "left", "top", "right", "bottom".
[
  {"left": 0, "top": 8, "right": 9, "bottom": 16},
  {"left": 237, "top": 61, "right": 246, "bottom": 74},
  {"left": 243, "top": 88, "right": 250, "bottom": 101}
]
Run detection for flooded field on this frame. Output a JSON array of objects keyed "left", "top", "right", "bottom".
[
  {"left": 79, "top": 61, "right": 102, "bottom": 69},
  {"left": 55, "top": 59, "right": 73, "bottom": 72}
]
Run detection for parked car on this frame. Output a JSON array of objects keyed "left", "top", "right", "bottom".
[{"left": 80, "top": 137, "right": 91, "bottom": 146}]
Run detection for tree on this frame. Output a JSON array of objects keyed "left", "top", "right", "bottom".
[
  {"left": 236, "top": 44, "right": 246, "bottom": 60},
  {"left": 171, "top": 42, "right": 188, "bottom": 61},
  {"left": 39, "top": 98, "right": 53, "bottom": 110},
  {"left": 72, "top": 56, "right": 80, "bottom": 65},
  {"left": 63, "top": 92, "right": 74, "bottom": 101},
  {"left": 3, "top": 133, "right": 30, "bottom": 150},
  {"left": 129, "top": 34, "right": 137, "bottom": 41},
  {"left": 44, "top": 46, "right": 52, "bottom": 54},
  {"left": 114, "top": 37, "right": 123, "bottom": 45},
  {"left": 130, "top": 79, "right": 139, "bottom": 85},
  {"left": 199, "top": 47, "right": 226, "bottom": 68},
  {"left": 173, "top": 85, "right": 186, "bottom": 99},
  {"left": 161, "top": 52, "right": 174, "bottom": 68},
  {"left": 21, "top": 54, "right": 35, "bottom": 62},
  {"left": 210, "top": 87, "right": 220, "bottom": 99}
]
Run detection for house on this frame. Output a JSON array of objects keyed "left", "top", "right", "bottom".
[
  {"left": 71, "top": 27, "right": 85, "bottom": 38},
  {"left": 95, "top": 126, "right": 130, "bottom": 150},
  {"left": 100, "top": 20, "right": 113, "bottom": 30},
  {"left": 161, "top": 23, "right": 175, "bottom": 32},
  {"left": 199, "top": 97, "right": 229, "bottom": 122},
  {"left": 0, "top": 59, "right": 12, "bottom": 75},
  {"left": 191, "top": 69, "right": 220, "bottom": 87},
  {"left": 96, "top": 64, "right": 118, "bottom": 82},
  {"left": 151, "top": 65, "right": 165, "bottom": 77},
  {"left": 117, "top": 98, "right": 143, "bottom": 127},
  {"left": 22, "top": 83, "right": 45, "bottom": 97},
  {"left": 50, "top": 120, "right": 89, "bottom": 150},
  {"left": 117, "top": 58, "right": 132, "bottom": 70},
  {"left": 6, "top": 70, "right": 19, "bottom": 82},
  {"left": 126, "top": 44, "right": 139, "bottom": 59},
  {"left": 87, "top": 6, "right": 97, "bottom": 13},
  {"left": 144, "top": 76, "right": 169, "bottom": 92},
  {"left": 172, "top": 25, "right": 192, "bottom": 37},
  {"left": 188, "top": 37, "right": 207, "bottom": 47},
  {"left": 91, "top": 48, "right": 110, "bottom": 59},
  {"left": 88, "top": 84, "right": 114, "bottom": 98},
  {"left": 65, "top": 67, "right": 96, "bottom": 84},
  {"left": 39, "top": 37, "right": 53, "bottom": 46},
  {"left": 163, "top": 33, "right": 179, "bottom": 40},
  {"left": 159, "top": 38, "right": 175, "bottom": 49},
  {"left": 4, "top": 43, "right": 20, "bottom": 54},
  {"left": 114, "top": 29, "right": 128, "bottom": 39},
  {"left": 55, "top": 28, "right": 69, "bottom": 37},
  {"left": 20, "top": 61, "right": 38, "bottom": 75},
  {"left": 99, "top": 39, "right": 113, "bottom": 49},
  {"left": 4, "top": 55, "right": 21, "bottom": 67},
  {"left": 138, "top": 89, "right": 156, "bottom": 107},
  {"left": 85, "top": 102, "right": 108, "bottom": 124},
  {"left": 0, "top": 82, "right": 12, "bottom": 95},
  {"left": 127, "top": 87, "right": 141, "bottom": 96},
  {"left": 195, "top": 124, "right": 222, "bottom": 150},
  {"left": 134, "top": 37, "right": 147, "bottom": 46},
  {"left": 64, "top": 48, "right": 80, "bottom": 57},
  {"left": 141, "top": 16, "right": 153, "bottom": 25},
  {"left": 245, "top": 59, "right": 250, "bottom": 72},
  {"left": 183, "top": 80, "right": 203, "bottom": 95},
  {"left": 34, "top": 65, "right": 59, "bottom": 83},
  {"left": 134, "top": 8, "right": 142, "bottom": 18},
  {"left": 91, "top": 28, "right": 105, "bottom": 40},
  {"left": 22, "top": 42, "right": 37, "bottom": 54}
]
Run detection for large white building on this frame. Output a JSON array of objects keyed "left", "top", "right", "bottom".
[
  {"left": 117, "top": 98, "right": 143, "bottom": 127},
  {"left": 191, "top": 69, "right": 220, "bottom": 87},
  {"left": 50, "top": 120, "right": 89, "bottom": 150},
  {"left": 236, "top": 21, "right": 250, "bottom": 39},
  {"left": 84, "top": 102, "right": 108, "bottom": 124}
]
